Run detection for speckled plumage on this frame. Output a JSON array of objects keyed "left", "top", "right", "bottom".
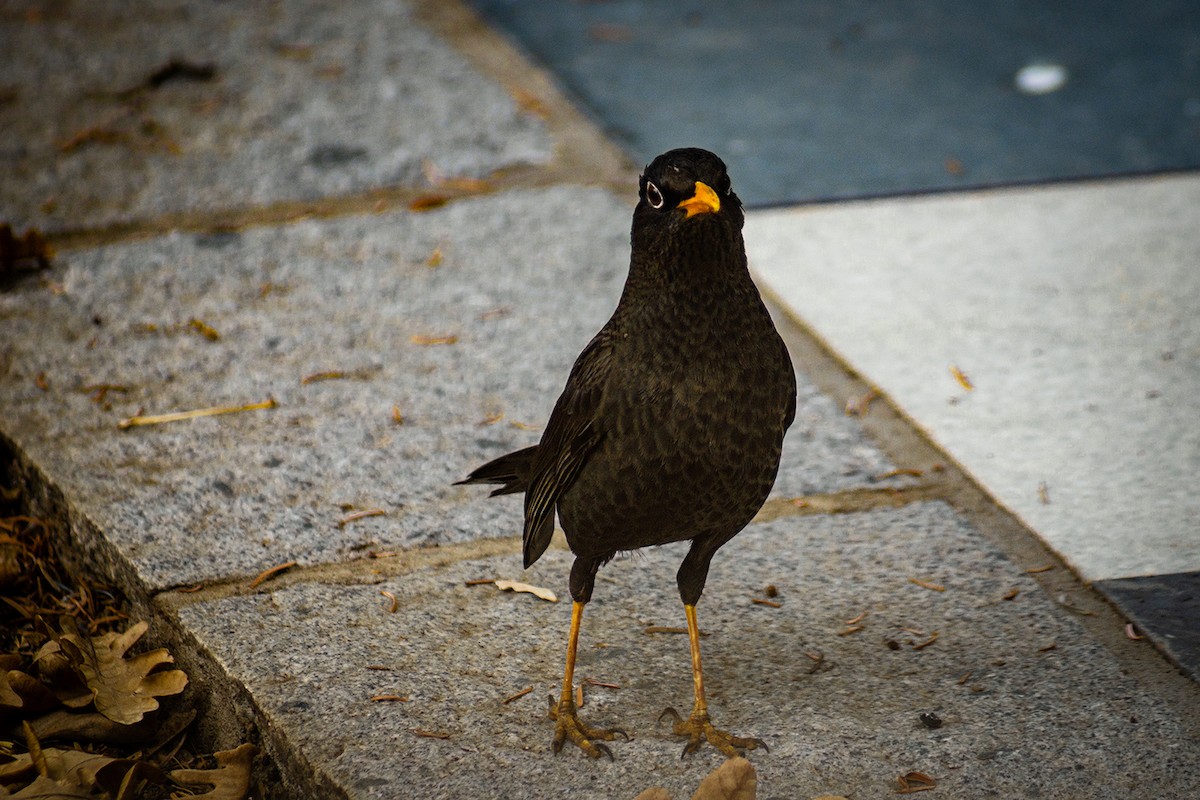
[
  {"left": 459, "top": 148, "right": 796, "bottom": 758},
  {"left": 462, "top": 148, "right": 795, "bottom": 605}
]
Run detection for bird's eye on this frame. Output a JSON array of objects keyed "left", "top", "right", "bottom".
[
  {"left": 645, "top": 181, "right": 665, "bottom": 209},
  {"left": 720, "top": 175, "right": 732, "bottom": 196}
]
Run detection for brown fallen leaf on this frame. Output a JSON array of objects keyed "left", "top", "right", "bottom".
[
  {"left": 0, "top": 667, "right": 56, "bottom": 714},
  {"left": 693, "top": 756, "right": 756, "bottom": 800},
  {"left": 635, "top": 756, "right": 757, "bottom": 800},
  {"left": 493, "top": 579, "right": 558, "bottom": 603},
  {"left": 169, "top": 742, "right": 259, "bottom": 800},
  {"left": 5, "top": 727, "right": 147, "bottom": 798},
  {"left": 896, "top": 771, "right": 936, "bottom": 793},
  {"left": 49, "top": 620, "right": 188, "bottom": 725}
]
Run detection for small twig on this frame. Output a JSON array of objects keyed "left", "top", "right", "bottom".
[
  {"left": 301, "top": 370, "right": 347, "bottom": 384},
  {"left": 248, "top": 560, "right": 297, "bottom": 589},
  {"left": 502, "top": 686, "right": 534, "bottom": 704},
  {"left": 1125, "top": 623, "right": 1145, "bottom": 641},
  {"left": 909, "top": 577, "right": 946, "bottom": 592},
  {"left": 1026, "top": 564, "right": 1056, "bottom": 574},
  {"left": 410, "top": 333, "right": 458, "bottom": 346},
  {"left": 751, "top": 598, "right": 781, "bottom": 608},
  {"left": 370, "top": 695, "right": 410, "bottom": 703},
  {"left": 583, "top": 677, "right": 621, "bottom": 689},
  {"left": 380, "top": 590, "right": 398, "bottom": 613},
  {"left": 913, "top": 631, "right": 940, "bottom": 650},
  {"left": 845, "top": 610, "right": 868, "bottom": 625},
  {"left": 837, "top": 624, "right": 864, "bottom": 637},
  {"left": 464, "top": 578, "right": 496, "bottom": 586},
  {"left": 118, "top": 397, "right": 277, "bottom": 429},
  {"left": 337, "top": 508, "right": 386, "bottom": 528}
]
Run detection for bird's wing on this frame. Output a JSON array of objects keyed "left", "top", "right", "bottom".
[{"left": 522, "top": 335, "right": 611, "bottom": 568}]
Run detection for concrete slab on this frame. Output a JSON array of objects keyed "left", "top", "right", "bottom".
[
  {"left": 0, "top": 0, "right": 549, "bottom": 233},
  {"left": 0, "top": 188, "right": 896, "bottom": 592},
  {"left": 174, "top": 502, "right": 1200, "bottom": 799},
  {"left": 746, "top": 174, "right": 1200, "bottom": 583}
]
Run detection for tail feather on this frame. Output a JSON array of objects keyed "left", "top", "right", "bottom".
[{"left": 455, "top": 445, "right": 538, "bottom": 497}]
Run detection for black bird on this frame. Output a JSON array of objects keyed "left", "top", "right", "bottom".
[{"left": 458, "top": 148, "right": 796, "bottom": 759}]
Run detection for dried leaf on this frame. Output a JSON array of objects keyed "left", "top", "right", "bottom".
[
  {"left": 55, "top": 620, "right": 188, "bottom": 725},
  {"left": 0, "top": 738, "right": 142, "bottom": 798},
  {"left": 169, "top": 742, "right": 259, "bottom": 800},
  {"left": 0, "top": 669, "right": 56, "bottom": 714},
  {"left": 692, "top": 756, "right": 756, "bottom": 800},
  {"left": 32, "top": 641, "right": 93, "bottom": 708},
  {"left": 634, "top": 790, "right": 673, "bottom": 800},
  {"left": 493, "top": 580, "right": 557, "bottom": 603},
  {"left": 949, "top": 365, "right": 973, "bottom": 391},
  {"left": 896, "top": 770, "right": 936, "bottom": 793}
]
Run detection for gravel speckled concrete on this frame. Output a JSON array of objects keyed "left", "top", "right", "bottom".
[
  {"left": 0, "top": 188, "right": 895, "bottom": 591},
  {"left": 177, "top": 502, "right": 1200, "bottom": 799},
  {"left": 0, "top": 0, "right": 549, "bottom": 232}
]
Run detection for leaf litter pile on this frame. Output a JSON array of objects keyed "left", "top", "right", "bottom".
[{"left": 1, "top": 491, "right": 258, "bottom": 798}]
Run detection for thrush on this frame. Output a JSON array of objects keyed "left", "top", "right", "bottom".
[{"left": 458, "top": 147, "right": 796, "bottom": 759}]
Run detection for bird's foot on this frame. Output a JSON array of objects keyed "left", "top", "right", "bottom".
[
  {"left": 548, "top": 694, "right": 628, "bottom": 759},
  {"left": 658, "top": 707, "right": 767, "bottom": 759}
]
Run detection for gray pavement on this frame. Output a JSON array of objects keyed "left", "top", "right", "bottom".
[{"left": 3, "top": 1, "right": 1199, "bottom": 799}]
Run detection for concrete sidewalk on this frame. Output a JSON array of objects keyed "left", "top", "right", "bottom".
[{"left": 2, "top": 2, "right": 1198, "bottom": 798}]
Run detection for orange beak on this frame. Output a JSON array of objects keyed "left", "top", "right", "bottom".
[{"left": 676, "top": 181, "right": 720, "bottom": 218}]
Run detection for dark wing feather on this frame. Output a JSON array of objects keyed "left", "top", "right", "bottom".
[{"left": 522, "top": 336, "right": 611, "bottom": 567}]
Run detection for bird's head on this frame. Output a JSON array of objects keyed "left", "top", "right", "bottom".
[{"left": 632, "top": 148, "right": 744, "bottom": 262}]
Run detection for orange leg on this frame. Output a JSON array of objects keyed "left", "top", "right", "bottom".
[
  {"left": 548, "top": 601, "right": 627, "bottom": 759},
  {"left": 659, "top": 603, "right": 767, "bottom": 758}
]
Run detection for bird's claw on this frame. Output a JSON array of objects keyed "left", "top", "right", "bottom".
[
  {"left": 548, "top": 694, "right": 626, "bottom": 759},
  {"left": 659, "top": 708, "right": 767, "bottom": 759}
]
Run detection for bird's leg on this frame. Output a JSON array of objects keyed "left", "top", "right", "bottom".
[
  {"left": 548, "top": 600, "right": 627, "bottom": 759},
  {"left": 659, "top": 603, "right": 767, "bottom": 758}
]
